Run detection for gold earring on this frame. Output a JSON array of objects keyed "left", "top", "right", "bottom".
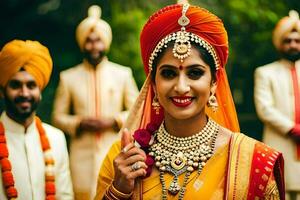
[
  {"left": 208, "top": 94, "right": 218, "bottom": 112},
  {"left": 152, "top": 94, "right": 160, "bottom": 115}
]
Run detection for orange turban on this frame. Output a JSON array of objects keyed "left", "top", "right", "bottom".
[
  {"left": 0, "top": 40, "right": 52, "bottom": 90},
  {"left": 122, "top": 3, "right": 239, "bottom": 135},
  {"left": 273, "top": 10, "right": 300, "bottom": 50},
  {"left": 76, "top": 5, "right": 112, "bottom": 52}
]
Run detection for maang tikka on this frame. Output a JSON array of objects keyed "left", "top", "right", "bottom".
[
  {"left": 148, "top": 3, "right": 220, "bottom": 72},
  {"left": 172, "top": 4, "right": 191, "bottom": 62}
]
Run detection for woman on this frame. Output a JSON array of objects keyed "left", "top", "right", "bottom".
[{"left": 95, "top": 3, "right": 285, "bottom": 200}]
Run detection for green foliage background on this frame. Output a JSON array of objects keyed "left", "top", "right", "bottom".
[{"left": 0, "top": 0, "right": 299, "bottom": 139}]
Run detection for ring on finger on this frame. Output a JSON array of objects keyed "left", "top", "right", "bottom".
[
  {"left": 121, "top": 146, "right": 128, "bottom": 153},
  {"left": 131, "top": 161, "right": 141, "bottom": 171}
]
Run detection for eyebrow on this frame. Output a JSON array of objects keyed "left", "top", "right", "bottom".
[
  {"left": 9, "top": 79, "right": 36, "bottom": 84},
  {"left": 158, "top": 64, "right": 207, "bottom": 70}
]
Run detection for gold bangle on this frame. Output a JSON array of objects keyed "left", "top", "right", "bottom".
[
  {"left": 104, "top": 189, "right": 115, "bottom": 200},
  {"left": 108, "top": 190, "right": 120, "bottom": 200},
  {"left": 110, "top": 183, "right": 133, "bottom": 199}
]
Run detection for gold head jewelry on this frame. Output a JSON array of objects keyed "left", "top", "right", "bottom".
[
  {"left": 148, "top": 3, "right": 220, "bottom": 71},
  {"left": 177, "top": 0, "right": 189, "bottom": 4}
]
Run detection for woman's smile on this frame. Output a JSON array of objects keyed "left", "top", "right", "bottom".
[{"left": 170, "top": 96, "right": 194, "bottom": 107}]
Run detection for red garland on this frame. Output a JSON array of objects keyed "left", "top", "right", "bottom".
[{"left": 0, "top": 117, "right": 56, "bottom": 199}]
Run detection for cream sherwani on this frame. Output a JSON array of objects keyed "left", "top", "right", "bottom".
[
  {"left": 52, "top": 57, "right": 139, "bottom": 199},
  {"left": 254, "top": 59, "right": 300, "bottom": 191},
  {"left": 0, "top": 112, "right": 73, "bottom": 200}
]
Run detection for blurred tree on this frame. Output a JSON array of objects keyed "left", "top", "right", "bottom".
[{"left": 0, "top": 0, "right": 299, "bottom": 139}]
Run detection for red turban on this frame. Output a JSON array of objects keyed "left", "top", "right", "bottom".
[{"left": 141, "top": 4, "right": 228, "bottom": 74}]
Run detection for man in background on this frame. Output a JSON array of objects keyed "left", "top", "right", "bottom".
[
  {"left": 0, "top": 39, "right": 73, "bottom": 199},
  {"left": 52, "top": 5, "right": 139, "bottom": 200},
  {"left": 254, "top": 10, "right": 300, "bottom": 200}
]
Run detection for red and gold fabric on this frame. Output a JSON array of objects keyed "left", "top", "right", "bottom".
[
  {"left": 95, "top": 133, "right": 284, "bottom": 200},
  {"left": 226, "top": 133, "right": 285, "bottom": 200}
]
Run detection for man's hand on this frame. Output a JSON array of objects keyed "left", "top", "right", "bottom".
[
  {"left": 78, "top": 117, "right": 117, "bottom": 133},
  {"left": 289, "top": 124, "right": 300, "bottom": 143}
]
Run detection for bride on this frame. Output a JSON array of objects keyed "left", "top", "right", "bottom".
[{"left": 94, "top": 2, "right": 285, "bottom": 200}]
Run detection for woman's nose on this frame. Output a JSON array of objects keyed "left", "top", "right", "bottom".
[{"left": 174, "top": 74, "right": 190, "bottom": 94}]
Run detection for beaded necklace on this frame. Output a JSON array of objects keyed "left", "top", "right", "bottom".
[
  {"left": 0, "top": 117, "right": 56, "bottom": 200},
  {"left": 149, "top": 119, "right": 219, "bottom": 200}
]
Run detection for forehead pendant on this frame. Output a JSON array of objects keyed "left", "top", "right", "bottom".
[
  {"left": 172, "top": 4, "right": 191, "bottom": 62},
  {"left": 148, "top": 4, "right": 220, "bottom": 71}
]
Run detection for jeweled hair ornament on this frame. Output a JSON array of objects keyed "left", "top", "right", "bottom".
[{"left": 148, "top": 3, "right": 220, "bottom": 71}]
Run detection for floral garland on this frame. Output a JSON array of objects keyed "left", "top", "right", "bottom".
[
  {"left": 133, "top": 122, "right": 160, "bottom": 177},
  {"left": 0, "top": 117, "right": 56, "bottom": 200}
]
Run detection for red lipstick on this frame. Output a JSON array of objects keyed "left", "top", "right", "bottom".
[{"left": 171, "top": 96, "right": 193, "bottom": 107}]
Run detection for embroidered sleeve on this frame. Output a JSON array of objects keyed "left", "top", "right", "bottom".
[{"left": 264, "top": 174, "right": 280, "bottom": 200}]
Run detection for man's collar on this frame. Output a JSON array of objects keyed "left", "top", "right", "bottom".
[{"left": 0, "top": 112, "right": 36, "bottom": 134}]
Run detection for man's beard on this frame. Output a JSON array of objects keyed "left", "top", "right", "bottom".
[
  {"left": 280, "top": 50, "right": 300, "bottom": 62},
  {"left": 83, "top": 50, "right": 107, "bottom": 66},
  {"left": 4, "top": 94, "right": 39, "bottom": 122}
]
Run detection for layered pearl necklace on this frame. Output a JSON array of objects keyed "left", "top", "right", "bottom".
[
  {"left": 0, "top": 117, "right": 56, "bottom": 200},
  {"left": 149, "top": 118, "right": 219, "bottom": 200}
]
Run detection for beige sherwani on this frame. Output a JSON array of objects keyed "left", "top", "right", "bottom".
[
  {"left": 254, "top": 59, "right": 300, "bottom": 191},
  {"left": 52, "top": 57, "right": 139, "bottom": 199},
  {"left": 0, "top": 112, "right": 73, "bottom": 200}
]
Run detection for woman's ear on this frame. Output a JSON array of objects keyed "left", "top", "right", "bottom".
[{"left": 152, "top": 82, "right": 157, "bottom": 95}]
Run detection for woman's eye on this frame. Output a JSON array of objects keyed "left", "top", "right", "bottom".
[
  {"left": 160, "top": 69, "right": 177, "bottom": 79},
  {"left": 187, "top": 68, "right": 204, "bottom": 80}
]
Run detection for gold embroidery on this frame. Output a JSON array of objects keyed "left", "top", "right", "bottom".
[
  {"left": 259, "top": 184, "right": 265, "bottom": 191},
  {"left": 265, "top": 167, "right": 272, "bottom": 172},
  {"left": 265, "top": 148, "right": 269, "bottom": 152},
  {"left": 262, "top": 174, "right": 269, "bottom": 182},
  {"left": 269, "top": 157, "right": 275, "bottom": 161},
  {"left": 267, "top": 161, "right": 274, "bottom": 166},
  {"left": 264, "top": 179, "right": 280, "bottom": 200}
]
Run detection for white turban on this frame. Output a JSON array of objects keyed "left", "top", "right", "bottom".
[
  {"left": 273, "top": 10, "right": 300, "bottom": 50},
  {"left": 76, "top": 5, "right": 112, "bottom": 51}
]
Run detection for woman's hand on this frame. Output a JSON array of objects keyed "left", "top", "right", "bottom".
[{"left": 112, "top": 128, "right": 147, "bottom": 194}]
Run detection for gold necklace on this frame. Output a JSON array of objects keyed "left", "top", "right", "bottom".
[{"left": 149, "top": 118, "right": 219, "bottom": 200}]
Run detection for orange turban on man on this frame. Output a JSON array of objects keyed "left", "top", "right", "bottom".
[
  {"left": 273, "top": 10, "right": 300, "bottom": 50},
  {"left": 0, "top": 40, "right": 52, "bottom": 90},
  {"left": 76, "top": 5, "right": 112, "bottom": 52}
]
